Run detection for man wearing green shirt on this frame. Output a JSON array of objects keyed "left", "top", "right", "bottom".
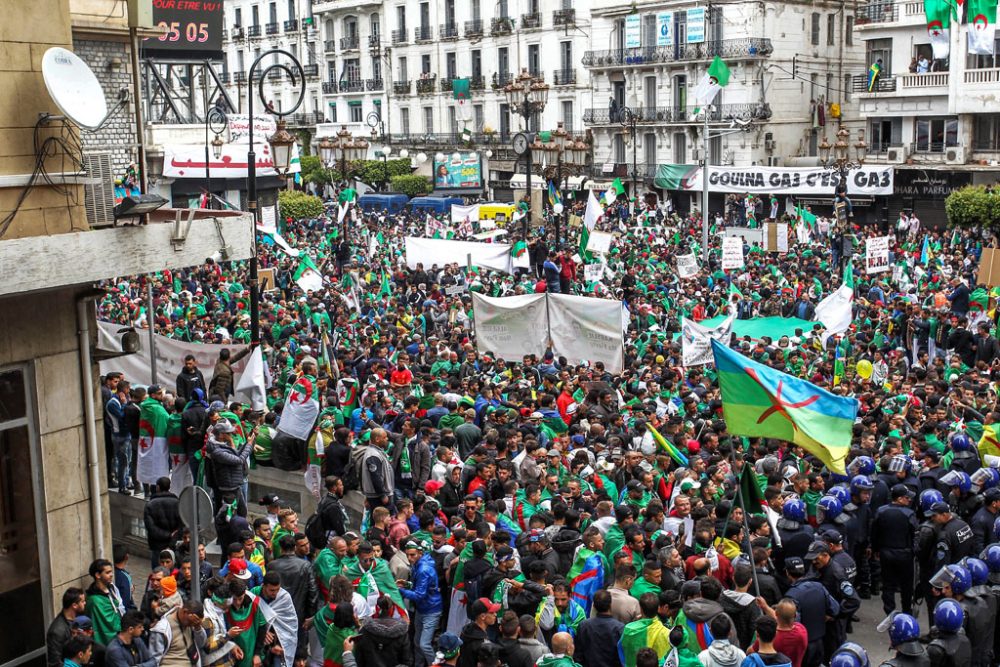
[{"left": 84, "top": 559, "right": 125, "bottom": 645}]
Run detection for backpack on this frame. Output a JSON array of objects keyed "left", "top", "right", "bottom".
[
  {"left": 304, "top": 509, "right": 327, "bottom": 550},
  {"left": 342, "top": 446, "right": 366, "bottom": 491},
  {"left": 741, "top": 653, "right": 791, "bottom": 667}
]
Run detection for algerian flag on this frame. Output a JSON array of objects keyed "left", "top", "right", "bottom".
[
  {"left": 379, "top": 271, "right": 392, "bottom": 297},
  {"left": 511, "top": 240, "right": 528, "bottom": 258},
  {"left": 583, "top": 189, "right": 604, "bottom": 230},
  {"left": 924, "top": 0, "right": 954, "bottom": 58},
  {"left": 729, "top": 283, "right": 743, "bottom": 301},
  {"left": 293, "top": 255, "right": 324, "bottom": 292},
  {"left": 603, "top": 177, "right": 625, "bottom": 206},
  {"left": 843, "top": 260, "right": 855, "bottom": 290},
  {"left": 338, "top": 188, "right": 357, "bottom": 203},
  {"left": 968, "top": 0, "right": 997, "bottom": 54},
  {"left": 692, "top": 56, "right": 731, "bottom": 112}
]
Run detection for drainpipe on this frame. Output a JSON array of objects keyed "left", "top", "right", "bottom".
[{"left": 77, "top": 292, "right": 106, "bottom": 560}]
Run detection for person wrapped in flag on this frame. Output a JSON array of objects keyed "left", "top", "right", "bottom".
[
  {"left": 867, "top": 58, "right": 883, "bottom": 91},
  {"left": 566, "top": 529, "right": 609, "bottom": 615}
]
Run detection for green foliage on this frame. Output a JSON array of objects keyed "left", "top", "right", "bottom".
[
  {"left": 278, "top": 190, "right": 324, "bottom": 220},
  {"left": 945, "top": 185, "right": 1000, "bottom": 229},
  {"left": 391, "top": 174, "right": 431, "bottom": 197},
  {"left": 299, "top": 155, "right": 331, "bottom": 187},
  {"left": 354, "top": 158, "right": 412, "bottom": 186}
]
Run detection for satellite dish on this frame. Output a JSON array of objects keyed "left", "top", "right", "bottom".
[{"left": 42, "top": 47, "right": 108, "bottom": 130}]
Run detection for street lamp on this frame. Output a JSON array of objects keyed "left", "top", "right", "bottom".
[
  {"left": 619, "top": 106, "right": 640, "bottom": 199},
  {"left": 376, "top": 145, "right": 392, "bottom": 191},
  {"left": 539, "top": 121, "right": 590, "bottom": 247},
  {"left": 319, "top": 125, "right": 369, "bottom": 221},
  {"left": 204, "top": 107, "right": 228, "bottom": 209},
  {"left": 246, "top": 48, "right": 306, "bottom": 345},
  {"left": 818, "top": 124, "right": 868, "bottom": 192},
  {"left": 504, "top": 68, "right": 549, "bottom": 240}
]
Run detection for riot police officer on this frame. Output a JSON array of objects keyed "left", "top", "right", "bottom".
[
  {"left": 919, "top": 450, "right": 948, "bottom": 492},
  {"left": 963, "top": 557, "right": 996, "bottom": 666},
  {"left": 949, "top": 433, "right": 982, "bottom": 476},
  {"left": 925, "top": 598, "right": 972, "bottom": 667},
  {"left": 940, "top": 470, "right": 983, "bottom": 522},
  {"left": 970, "top": 487, "right": 1000, "bottom": 553},
  {"left": 845, "top": 475, "right": 875, "bottom": 598},
  {"left": 881, "top": 613, "right": 930, "bottom": 667},
  {"left": 823, "top": 528, "right": 857, "bottom": 583},
  {"left": 831, "top": 642, "right": 870, "bottom": 667},
  {"left": 817, "top": 494, "right": 852, "bottom": 547},
  {"left": 929, "top": 564, "right": 994, "bottom": 667},
  {"left": 927, "top": 502, "right": 976, "bottom": 567},
  {"left": 774, "top": 497, "right": 814, "bottom": 573},
  {"left": 982, "top": 544, "right": 1000, "bottom": 663},
  {"left": 915, "top": 491, "right": 945, "bottom": 623},
  {"left": 804, "top": 540, "right": 861, "bottom": 662},
  {"left": 873, "top": 484, "right": 919, "bottom": 615},
  {"left": 785, "top": 556, "right": 839, "bottom": 667}
]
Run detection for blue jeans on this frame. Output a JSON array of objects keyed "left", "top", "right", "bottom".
[
  {"left": 413, "top": 610, "right": 440, "bottom": 667},
  {"left": 112, "top": 435, "right": 132, "bottom": 492}
]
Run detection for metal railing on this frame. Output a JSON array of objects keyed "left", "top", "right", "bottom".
[
  {"left": 247, "top": 24, "right": 262, "bottom": 37},
  {"left": 368, "top": 34, "right": 381, "bottom": 48},
  {"left": 851, "top": 74, "right": 896, "bottom": 92},
  {"left": 265, "top": 22, "right": 279, "bottom": 34},
  {"left": 493, "top": 71, "right": 513, "bottom": 88},
  {"left": 304, "top": 63, "right": 320, "bottom": 77},
  {"left": 339, "top": 78, "right": 364, "bottom": 92},
  {"left": 583, "top": 38, "right": 773, "bottom": 67},
  {"left": 267, "top": 70, "right": 283, "bottom": 81},
  {"left": 491, "top": 16, "right": 514, "bottom": 35},
  {"left": 394, "top": 80, "right": 411, "bottom": 95},
  {"left": 324, "top": 39, "right": 335, "bottom": 52},
  {"left": 322, "top": 81, "right": 337, "bottom": 94},
  {"left": 465, "top": 19, "right": 484, "bottom": 37},
  {"left": 284, "top": 19, "right": 298, "bottom": 32},
  {"left": 856, "top": 2, "right": 900, "bottom": 24},
  {"left": 234, "top": 71, "right": 247, "bottom": 83},
  {"left": 584, "top": 103, "right": 772, "bottom": 124},
  {"left": 391, "top": 29, "right": 407, "bottom": 44},
  {"left": 522, "top": 12, "right": 541, "bottom": 29},
  {"left": 416, "top": 76, "right": 437, "bottom": 94},
  {"left": 553, "top": 69, "right": 576, "bottom": 85},
  {"left": 387, "top": 131, "right": 516, "bottom": 146},
  {"left": 231, "top": 26, "right": 245, "bottom": 39},
  {"left": 441, "top": 78, "right": 455, "bottom": 92},
  {"left": 470, "top": 76, "right": 486, "bottom": 90},
  {"left": 440, "top": 22, "right": 459, "bottom": 39},
  {"left": 219, "top": 72, "right": 231, "bottom": 84},
  {"left": 367, "top": 78, "right": 384, "bottom": 90},
  {"left": 414, "top": 26, "right": 433, "bottom": 41},
  {"left": 340, "top": 35, "right": 359, "bottom": 50},
  {"left": 553, "top": 8, "right": 575, "bottom": 26}
]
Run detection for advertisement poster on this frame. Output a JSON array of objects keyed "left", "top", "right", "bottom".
[
  {"left": 687, "top": 8, "right": 706, "bottom": 43},
  {"left": 433, "top": 153, "right": 482, "bottom": 189},
  {"left": 625, "top": 14, "right": 642, "bottom": 48},
  {"left": 657, "top": 12, "right": 674, "bottom": 46}
]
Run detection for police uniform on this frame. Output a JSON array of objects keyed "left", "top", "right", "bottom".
[
  {"left": 951, "top": 449, "right": 982, "bottom": 476},
  {"left": 970, "top": 503, "right": 1000, "bottom": 553},
  {"left": 844, "top": 495, "right": 874, "bottom": 596},
  {"left": 880, "top": 640, "right": 931, "bottom": 667},
  {"left": 933, "top": 515, "right": 976, "bottom": 568},
  {"left": 959, "top": 594, "right": 995, "bottom": 667},
  {"left": 926, "top": 629, "right": 972, "bottom": 667},
  {"left": 872, "top": 489, "right": 919, "bottom": 615},
  {"left": 806, "top": 543, "right": 861, "bottom": 662},
  {"left": 916, "top": 520, "right": 941, "bottom": 623},
  {"left": 786, "top": 559, "right": 839, "bottom": 667},
  {"left": 774, "top": 518, "right": 814, "bottom": 573}
]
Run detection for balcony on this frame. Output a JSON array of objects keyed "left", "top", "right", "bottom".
[
  {"left": 247, "top": 24, "right": 262, "bottom": 37},
  {"left": 267, "top": 70, "right": 283, "bottom": 81},
  {"left": 440, "top": 22, "right": 459, "bottom": 39},
  {"left": 304, "top": 63, "right": 320, "bottom": 78},
  {"left": 553, "top": 8, "right": 575, "bottom": 26},
  {"left": 324, "top": 40, "right": 336, "bottom": 53},
  {"left": 393, "top": 80, "right": 411, "bottom": 95},
  {"left": 899, "top": 71, "right": 948, "bottom": 91},
  {"left": 959, "top": 67, "right": 1000, "bottom": 112},
  {"left": 965, "top": 67, "right": 1000, "bottom": 85},
  {"left": 416, "top": 76, "right": 436, "bottom": 94},
  {"left": 231, "top": 26, "right": 245, "bottom": 40},
  {"left": 322, "top": 81, "right": 338, "bottom": 94},
  {"left": 339, "top": 78, "right": 364, "bottom": 92},
  {"left": 340, "top": 35, "right": 359, "bottom": 50},
  {"left": 415, "top": 26, "right": 433, "bottom": 42},
  {"left": 553, "top": 69, "right": 576, "bottom": 86},
  {"left": 465, "top": 19, "right": 484, "bottom": 37},
  {"left": 234, "top": 71, "right": 247, "bottom": 83},
  {"left": 855, "top": 2, "right": 899, "bottom": 24},
  {"left": 391, "top": 29, "right": 407, "bottom": 44},
  {"left": 851, "top": 74, "right": 897, "bottom": 92},
  {"left": 368, "top": 34, "right": 381, "bottom": 49},
  {"left": 491, "top": 16, "right": 514, "bottom": 35},
  {"left": 492, "top": 71, "right": 513, "bottom": 88},
  {"left": 219, "top": 72, "right": 231, "bottom": 84},
  {"left": 470, "top": 76, "right": 486, "bottom": 91},
  {"left": 367, "top": 78, "right": 384, "bottom": 91},
  {"left": 265, "top": 22, "right": 279, "bottom": 35},
  {"left": 583, "top": 38, "right": 773, "bottom": 68},
  {"left": 441, "top": 78, "right": 454, "bottom": 93},
  {"left": 521, "top": 12, "right": 541, "bottom": 29},
  {"left": 583, "top": 103, "right": 772, "bottom": 125},
  {"left": 284, "top": 19, "right": 298, "bottom": 32}
]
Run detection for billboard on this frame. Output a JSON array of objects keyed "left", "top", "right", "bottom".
[
  {"left": 433, "top": 152, "right": 483, "bottom": 190},
  {"left": 144, "top": 0, "right": 225, "bottom": 57}
]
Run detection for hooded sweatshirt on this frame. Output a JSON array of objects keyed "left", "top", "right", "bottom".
[
  {"left": 675, "top": 598, "right": 738, "bottom": 655},
  {"left": 719, "top": 590, "right": 762, "bottom": 650},
  {"left": 698, "top": 640, "right": 747, "bottom": 667},
  {"left": 535, "top": 654, "right": 581, "bottom": 667}
]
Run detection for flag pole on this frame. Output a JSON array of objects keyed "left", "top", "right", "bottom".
[
  {"left": 732, "top": 458, "right": 762, "bottom": 599},
  {"left": 702, "top": 105, "right": 710, "bottom": 263}
]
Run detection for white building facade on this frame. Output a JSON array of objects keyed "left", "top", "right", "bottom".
[
  {"left": 853, "top": 1, "right": 1000, "bottom": 226},
  {"left": 583, "top": 0, "right": 865, "bottom": 213}
]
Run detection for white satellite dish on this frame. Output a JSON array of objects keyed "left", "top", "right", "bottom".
[{"left": 41, "top": 47, "right": 108, "bottom": 130}]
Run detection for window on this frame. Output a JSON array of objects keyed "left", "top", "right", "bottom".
[
  {"left": 420, "top": 2, "right": 429, "bottom": 29},
  {"left": 673, "top": 75, "right": 686, "bottom": 109},
  {"left": 826, "top": 73, "right": 833, "bottom": 100},
  {"left": 499, "top": 103, "right": 511, "bottom": 138},
  {"left": 238, "top": 51, "right": 245, "bottom": 71},
  {"left": 396, "top": 6, "right": 406, "bottom": 33},
  {"left": 529, "top": 110, "right": 540, "bottom": 132},
  {"left": 446, "top": 52, "right": 457, "bottom": 80},
  {"left": 528, "top": 44, "right": 540, "bottom": 76},
  {"left": 398, "top": 57, "right": 407, "bottom": 81},
  {"left": 449, "top": 107, "right": 458, "bottom": 134},
  {"left": 269, "top": 2, "right": 277, "bottom": 23},
  {"left": 252, "top": 5, "right": 259, "bottom": 25},
  {"left": 844, "top": 74, "right": 851, "bottom": 101},
  {"left": 344, "top": 16, "right": 357, "bottom": 38},
  {"left": 424, "top": 106, "right": 434, "bottom": 133},
  {"left": 344, "top": 58, "right": 360, "bottom": 81},
  {"left": 474, "top": 104, "right": 484, "bottom": 131},
  {"left": 643, "top": 14, "right": 657, "bottom": 48},
  {"left": 614, "top": 134, "right": 625, "bottom": 163},
  {"left": 349, "top": 101, "right": 362, "bottom": 123},
  {"left": 472, "top": 50, "right": 482, "bottom": 80},
  {"left": 810, "top": 73, "right": 818, "bottom": 100},
  {"left": 811, "top": 13, "right": 820, "bottom": 46},
  {"left": 974, "top": 114, "right": 1000, "bottom": 150},
  {"left": 287, "top": 0, "right": 294, "bottom": 20},
  {"left": 421, "top": 54, "right": 431, "bottom": 74},
  {"left": 915, "top": 117, "right": 959, "bottom": 152},
  {"left": 562, "top": 100, "right": 574, "bottom": 133},
  {"left": 329, "top": 102, "right": 337, "bottom": 122},
  {"left": 560, "top": 42, "right": 572, "bottom": 71},
  {"left": 498, "top": 47, "right": 509, "bottom": 78},
  {"left": 644, "top": 132, "right": 656, "bottom": 167},
  {"left": 235, "top": 7, "right": 242, "bottom": 26},
  {"left": 401, "top": 108, "right": 410, "bottom": 135},
  {"left": 0, "top": 368, "right": 46, "bottom": 667},
  {"left": 498, "top": 0, "right": 508, "bottom": 19},
  {"left": 827, "top": 14, "right": 836, "bottom": 46},
  {"left": 644, "top": 75, "right": 657, "bottom": 108},
  {"left": 870, "top": 118, "right": 902, "bottom": 151},
  {"left": 867, "top": 38, "right": 892, "bottom": 75},
  {"left": 372, "top": 57, "right": 382, "bottom": 81},
  {"left": 445, "top": 0, "right": 455, "bottom": 25},
  {"left": 846, "top": 16, "right": 854, "bottom": 46},
  {"left": 326, "top": 60, "right": 334, "bottom": 81},
  {"left": 370, "top": 13, "right": 380, "bottom": 37},
  {"left": 968, "top": 37, "right": 1000, "bottom": 68},
  {"left": 472, "top": 0, "right": 481, "bottom": 21}
]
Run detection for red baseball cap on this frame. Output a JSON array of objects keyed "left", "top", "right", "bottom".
[
  {"left": 228, "top": 558, "right": 251, "bottom": 580},
  {"left": 425, "top": 480, "right": 444, "bottom": 494}
]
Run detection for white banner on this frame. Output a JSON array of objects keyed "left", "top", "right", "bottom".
[
  {"left": 404, "top": 236, "right": 514, "bottom": 273},
  {"left": 656, "top": 12, "right": 673, "bottom": 46},
  {"left": 234, "top": 347, "right": 268, "bottom": 410},
  {"left": 776, "top": 223, "right": 789, "bottom": 253},
  {"left": 722, "top": 237, "right": 745, "bottom": 270},
  {"left": 815, "top": 284, "right": 854, "bottom": 344},
  {"left": 96, "top": 321, "right": 250, "bottom": 392},
  {"left": 586, "top": 231, "right": 614, "bottom": 255},
  {"left": 866, "top": 236, "right": 892, "bottom": 274},
  {"left": 471, "top": 292, "right": 549, "bottom": 362},
  {"left": 548, "top": 293, "right": 625, "bottom": 374},
  {"left": 625, "top": 13, "right": 642, "bottom": 48},
  {"left": 725, "top": 227, "right": 764, "bottom": 245},
  {"left": 163, "top": 142, "right": 301, "bottom": 179},
  {"left": 226, "top": 114, "right": 277, "bottom": 145},
  {"left": 677, "top": 253, "right": 699, "bottom": 279},
  {"left": 655, "top": 164, "right": 895, "bottom": 196},
  {"left": 451, "top": 204, "right": 481, "bottom": 224},
  {"left": 682, "top": 315, "right": 734, "bottom": 366}
]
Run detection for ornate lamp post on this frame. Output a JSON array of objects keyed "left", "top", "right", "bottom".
[
  {"left": 204, "top": 107, "right": 228, "bottom": 209},
  {"left": 819, "top": 125, "right": 868, "bottom": 192},
  {"left": 504, "top": 68, "right": 549, "bottom": 240},
  {"left": 539, "top": 122, "right": 589, "bottom": 247}
]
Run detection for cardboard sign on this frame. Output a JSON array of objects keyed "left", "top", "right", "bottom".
[
  {"left": 764, "top": 223, "right": 789, "bottom": 253},
  {"left": 980, "top": 248, "right": 1000, "bottom": 287},
  {"left": 584, "top": 263, "right": 605, "bottom": 283},
  {"left": 677, "top": 253, "right": 699, "bottom": 279},
  {"left": 721, "top": 237, "right": 745, "bottom": 270},
  {"left": 865, "top": 236, "right": 891, "bottom": 274},
  {"left": 259, "top": 267, "right": 277, "bottom": 292},
  {"left": 445, "top": 284, "right": 467, "bottom": 296},
  {"left": 586, "top": 231, "right": 614, "bottom": 255}
]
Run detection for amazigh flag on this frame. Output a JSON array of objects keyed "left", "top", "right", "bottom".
[
  {"left": 293, "top": 255, "right": 324, "bottom": 292},
  {"left": 619, "top": 617, "right": 672, "bottom": 667},
  {"left": 692, "top": 56, "right": 731, "bottom": 113},
  {"left": 866, "top": 60, "right": 882, "bottom": 92},
  {"left": 732, "top": 464, "right": 766, "bottom": 513},
  {"left": 969, "top": 0, "right": 998, "bottom": 53},
  {"left": 924, "top": 0, "right": 955, "bottom": 58},
  {"left": 136, "top": 396, "right": 170, "bottom": 484},
  {"left": 547, "top": 180, "right": 562, "bottom": 208},
  {"left": 648, "top": 425, "right": 689, "bottom": 466},
  {"left": 969, "top": 286, "right": 989, "bottom": 313},
  {"left": 711, "top": 338, "right": 859, "bottom": 474},
  {"left": 511, "top": 240, "right": 528, "bottom": 258},
  {"left": 603, "top": 177, "right": 626, "bottom": 206},
  {"left": 978, "top": 423, "right": 1000, "bottom": 463},
  {"left": 567, "top": 548, "right": 606, "bottom": 616}
]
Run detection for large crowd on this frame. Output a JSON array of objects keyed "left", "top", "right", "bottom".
[{"left": 47, "top": 185, "right": 1000, "bottom": 667}]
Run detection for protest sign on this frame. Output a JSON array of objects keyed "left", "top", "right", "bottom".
[
  {"left": 471, "top": 293, "right": 549, "bottom": 361},
  {"left": 722, "top": 237, "right": 745, "bottom": 270},
  {"left": 682, "top": 315, "right": 734, "bottom": 366},
  {"left": 677, "top": 254, "right": 699, "bottom": 279},
  {"left": 865, "top": 236, "right": 891, "bottom": 274},
  {"left": 586, "top": 231, "right": 613, "bottom": 255}
]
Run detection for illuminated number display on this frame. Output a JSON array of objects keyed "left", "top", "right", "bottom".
[{"left": 147, "top": 0, "right": 223, "bottom": 54}]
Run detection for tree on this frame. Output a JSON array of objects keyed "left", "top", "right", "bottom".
[
  {"left": 278, "top": 190, "right": 324, "bottom": 220},
  {"left": 390, "top": 174, "right": 431, "bottom": 197},
  {"left": 945, "top": 185, "right": 1000, "bottom": 229},
  {"left": 299, "top": 155, "right": 331, "bottom": 187}
]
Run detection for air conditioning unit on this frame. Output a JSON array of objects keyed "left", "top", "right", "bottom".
[
  {"left": 946, "top": 146, "right": 966, "bottom": 164},
  {"left": 767, "top": 156, "right": 782, "bottom": 167},
  {"left": 82, "top": 151, "right": 116, "bottom": 228},
  {"left": 886, "top": 144, "right": 909, "bottom": 164}
]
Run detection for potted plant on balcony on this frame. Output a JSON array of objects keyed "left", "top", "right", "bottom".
[{"left": 483, "top": 126, "right": 496, "bottom": 143}]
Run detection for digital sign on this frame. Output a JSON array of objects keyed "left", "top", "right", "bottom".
[
  {"left": 145, "top": 0, "right": 225, "bottom": 57},
  {"left": 433, "top": 153, "right": 483, "bottom": 190}
]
